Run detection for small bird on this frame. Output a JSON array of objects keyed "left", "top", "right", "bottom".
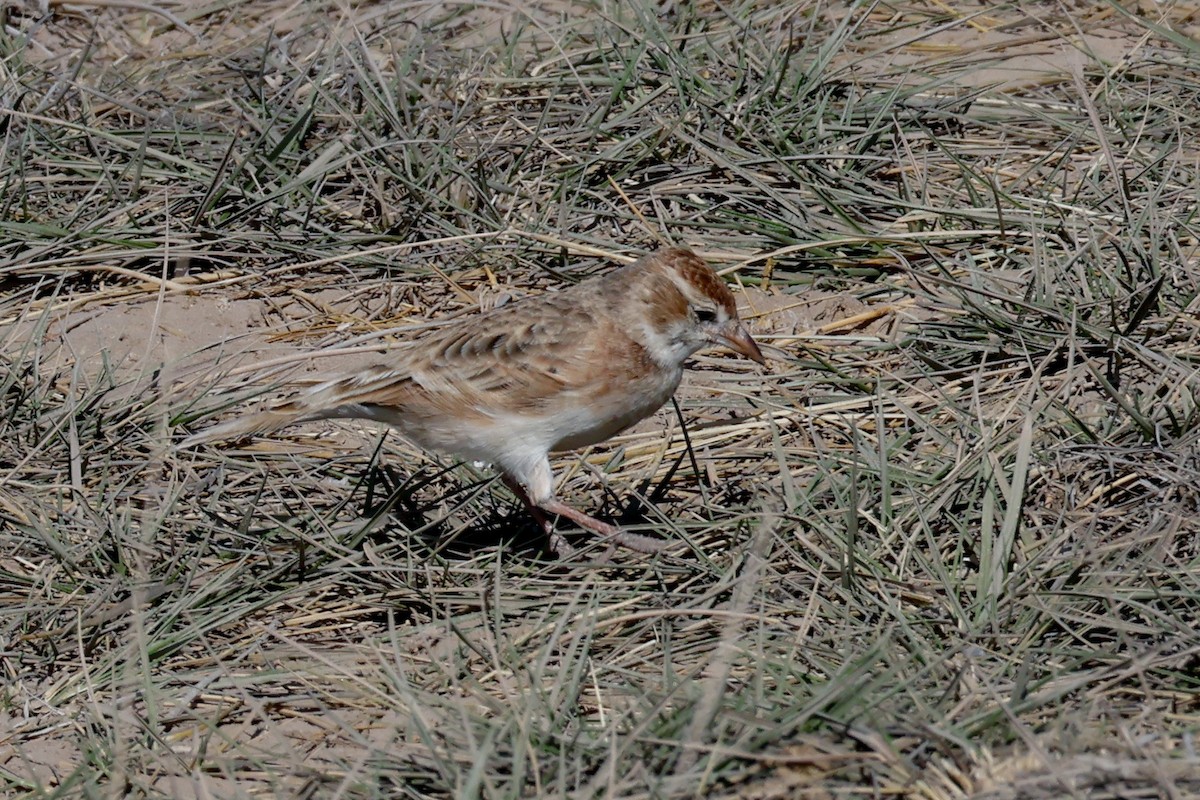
[{"left": 184, "top": 247, "right": 764, "bottom": 556}]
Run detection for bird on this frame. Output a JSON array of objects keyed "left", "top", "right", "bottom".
[{"left": 183, "top": 246, "right": 764, "bottom": 557}]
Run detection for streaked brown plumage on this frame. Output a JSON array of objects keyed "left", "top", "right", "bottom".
[{"left": 183, "top": 247, "right": 764, "bottom": 556}]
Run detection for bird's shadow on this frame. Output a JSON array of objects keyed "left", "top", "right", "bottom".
[{"left": 352, "top": 461, "right": 666, "bottom": 561}]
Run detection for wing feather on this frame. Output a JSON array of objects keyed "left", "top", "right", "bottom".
[{"left": 282, "top": 289, "right": 609, "bottom": 421}]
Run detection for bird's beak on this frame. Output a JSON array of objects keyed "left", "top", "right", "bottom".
[{"left": 716, "top": 321, "right": 765, "bottom": 364}]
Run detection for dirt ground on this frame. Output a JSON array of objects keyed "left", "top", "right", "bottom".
[{"left": 3, "top": 1, "right": 1199, "bottom": 797}]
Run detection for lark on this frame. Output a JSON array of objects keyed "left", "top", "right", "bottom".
[{"left": 184, "top": 247, "right": 764, "bottom": 555}]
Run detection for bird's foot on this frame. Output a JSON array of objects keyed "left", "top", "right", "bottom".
[{"left": 537, "top": 499, "right": 668, "bottom": 555}]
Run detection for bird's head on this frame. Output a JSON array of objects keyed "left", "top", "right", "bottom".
[{"left": 633, "top": 247, "right": 765, "bottom": 368}]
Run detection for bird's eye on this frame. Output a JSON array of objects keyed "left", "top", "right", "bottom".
[{"left": 695, "top": 307, "right": 718, "bottom": 323}]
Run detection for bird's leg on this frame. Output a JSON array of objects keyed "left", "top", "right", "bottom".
[
  {"left": 511, "top": 460, "right": 669, "bottom": 556},
  {"left": 537, "top": 499, "right": 667, "bottom": 554},
  {"left": 500, "top": 473, "right": 574, "bottom": 557}
]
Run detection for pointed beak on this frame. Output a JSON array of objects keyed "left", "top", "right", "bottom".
[{"left": 716, "top": 321, "right": 765, "bottom": 364}]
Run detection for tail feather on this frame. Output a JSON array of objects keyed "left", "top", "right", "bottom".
[
  {"left": 178, "top": 406, "right": 311, "bottom": 448},
  {"left": 179, "top": 370, "right": 406, "bottom": 449}
]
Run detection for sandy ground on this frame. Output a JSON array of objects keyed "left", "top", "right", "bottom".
[{"left": 3, "top": 0, "right": 1196, "bottom": 794}]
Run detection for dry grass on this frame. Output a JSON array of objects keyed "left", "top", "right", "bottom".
[{"left": 2, "top": 1, "right": 1200, "bottom": 797}]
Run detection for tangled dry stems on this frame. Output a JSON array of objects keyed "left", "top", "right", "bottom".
[{"left": 1, "top": 1, "right": 1199, "bottom": 797}]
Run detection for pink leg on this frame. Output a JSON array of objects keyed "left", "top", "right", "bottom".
[
  {"left": 501, "top": 474, "right": 575, "bottom": 557},
  {"left": 500, "top": 460, "right": 668, "bottom": 557},
  {"left": 537, "top": 499, "right": 669, "bottom": 554}
]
